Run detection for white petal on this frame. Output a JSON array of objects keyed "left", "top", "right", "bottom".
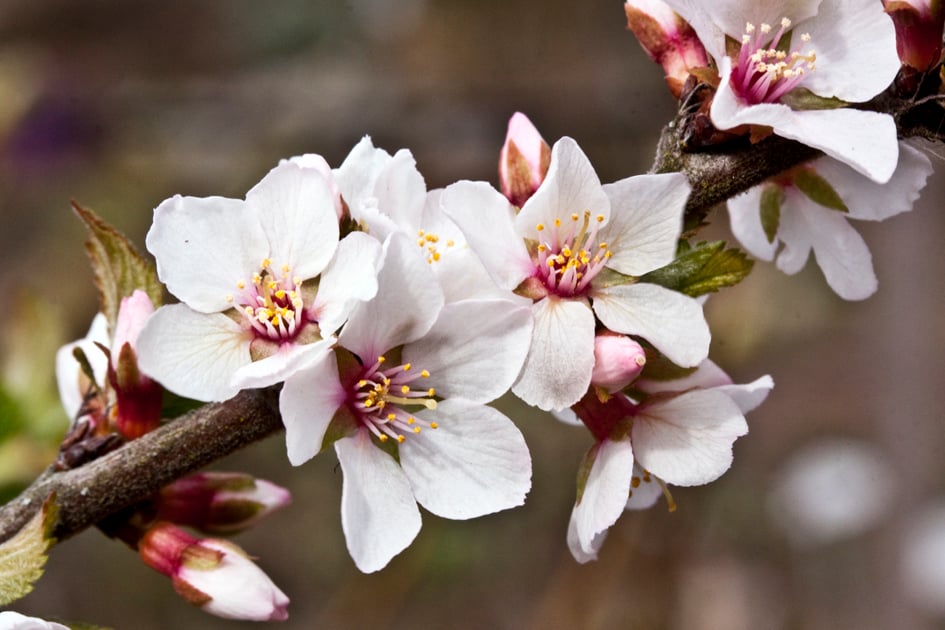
[
  {"left": 404, "top": 299, "right": 533, "bottom": 403},
  {"left": 336, "top": 430, "right": 422, "bottom": 573},
  {"left": 637, "top": 358, "right": 732, "bottom": 395},
  {"left": 280, "top": 351, "right": 347, "bottom": 466},
  {"left": 625, "top": 465, "right": 665, "bottom": 511},
  {"left": 601, "top": 172, "right": 689, "bottom": 276},
  {"left": 338, "top": 233, "right": 445, "bottom": 361},
  {"left": 817, "top": 141, "right": 933, "bottom": 222},
  {"left": 146, "top": 195, "right": 268, "bottom": 313},
  {"left": 715, "top": 375, "right": 774, "bottom": 415},
  {"left": 801, "top": 0, "right": 899, "bottom": 103},
  {"left": 769, "top": 191, "right": 812, "bottom": 274},
  {"left": 56, "top": 313, "right": 109, "bottom": 420},
  {"left": 512, "top": 297, "right": 596, "bottom": 411},
  {"left": 334, "top": 136, "right": 393, "bottom": 218},
  {"left": 592, "top": 283, "right": 710, "bottom": 368},
  {"left": 230, "top": 338, "right": 334, "bottom": 391},
  {"left": 632, "top": 389, "right": 747, "bottom": 487},
  {"left": 727, "top": 187, "right": 778, "bottom": 262},
  {"left": 441, "top": 180, "right": 534, "bottom": 291},
  {"left": 400, "top": 399, "right": 531, "bottom": 519},
  {"left": 515, "top": 137, "right": 610, "bottom": 240},
  {"left": 373, "top": 148, "right": 427, "bottom": 229},
  {"left": 136, "top": 305, "right": 250, "bottom": 402},
  {"left": 311, "top": 232, "right": 382, "bottom": 335},
  {"left": 567, "top": 508, "right": 608, "bottom": 564},
  {"left": 245, "top": 161, "right": 340, "bottom": 279},
  {"left": 571, "top": 438, "right": 635, "bottom": 561},
  {"left": 712, "top": 57, "right": 899, "bottom": 183},
  {"left": 552, "top": 406, "right": 582, "bottom": 426}
]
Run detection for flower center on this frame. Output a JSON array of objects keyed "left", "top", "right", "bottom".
[
  {"left": 416, "top": 229, "right": 456, "bottom": 264},
  {"left": 228, "top": 258, "right": 306, "bottom": 341},
  {"left": 731, "top": 18, "right": 816, "bottom": 105},
  {"left": 534, "top": 211, "right": 611, "bottom": 297},
  {"left": 352, "top": 355, "right": 439, "bottom": 443}
]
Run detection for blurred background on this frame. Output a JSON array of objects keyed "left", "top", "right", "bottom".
[{"left": 2, "top": 1, "right": 945, "bottom": 628}]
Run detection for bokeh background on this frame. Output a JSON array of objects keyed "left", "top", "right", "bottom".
[{"left": 2, "top": 1, "right": 945, "bottom": 628}]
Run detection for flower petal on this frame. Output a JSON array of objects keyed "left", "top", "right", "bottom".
[
  {"left": 280, "top": 351, "right": 347, "bottom": 466},
  {"left": 56, "top": 313, "right": 109, "bottom": 420},
  {"left": 512, "top": 297, "right": 596, "bottom": 411},
  {"left": 632, "top": 389, "right": 747, "bottom": 486},
  {"left": 592, "top": 283, "right": 710, "bottom": 368},
  {"left": 245, "top": 161, "right": 340, "bottom": 279},
  {"left": 601, "top": 172, "right": 689, "bottom": 276},
  {"left": 625, "top": 465, "right": 665, "bottom": 511},
  {"left": 336, "top": 430, "right": 422, "bottom": 573},
  {"left": 566, "top": 509, "right": 608, "bottom": 564},
  {"left": 400, "top": 399, "right": 531, "bottom": 519},
  {"left": 136, "top": 305, "right": 250, "bottom": 402},
  {"left": 570, "top": 437, "right": 635, "bottom": 562},
  {"left": 404, "top": 299, "right": 533, "bottom": 403},
  {"left": 146, "top": 195, "right": 268, "bottom": 313},
  {"left": 230, "top": 338, "right": 334, "bottom": 391},
  {"left": 311, "top": 232, "right": 382, "bottom": 335},
  {"left": 727, "top": 187, "right": 778, "bottom": 262}
]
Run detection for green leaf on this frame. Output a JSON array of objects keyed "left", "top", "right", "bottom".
[
  {"left": 759, "top": 184, "right": 782, "bottom": 244},
  {"left": 793, "top": 169, "right": 849, "bottom": 213},
  {"left": 72, "top": 202, "right": 164, "bottom": 337},
  {"left": 780, "top": 87, "right": 849, "bottom": 110},
  {"left": 640, "top": 241, "right": 755, "bottom": 297},
  {"left": 0, "top": 494, "right": 58, "bottom": 605}
]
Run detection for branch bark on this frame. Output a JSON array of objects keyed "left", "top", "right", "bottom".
[{"left": 0, "top": 388, "right": 282, "bottom": 545}]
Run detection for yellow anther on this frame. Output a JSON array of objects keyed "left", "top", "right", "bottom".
[
  {"left": 417, "top": 238, "right": 425, "bottom": 247},
  {"left": 427, "top": 388, "right": 435, "bottom": 397},
  {"left": 364, "top": 400, "right": 374, "bottom": 408},
  {"left": 357, "top": 380, "right": 367, "bottom": 388},
  {"left": 536, "top": 223, "right": 545, "bottom": 231},
  {"left": 554, "top": 218, "right": 561, "bottom": 227},
  {"left": 432, "top": 252, "right": 441, "bottom": 261},
  {"left": 396, "top": 435, "right": 405, "bottom": 443},
  {"left": 377, "top": 356, "right": 386, "bottom": 364},
  {"left": 631, "top": 476, "right": 641, "bottom": 488},
  {"left": 387, "top": 413, "right": 396, "bottom": 421},
  {"left": 261, "top": 258, "right": 272, "bottom": 268},
  {"left": 413, "top": 427, "right": 421, "bottom": 434},
  {"left": 407, "top": 417, "right": 415, "bottom": 425},
  {"left": 225, "top": 295, "right": 234, "bottom": 303},
  {"left": 760, "top": 23, "right": 771, "bottom": 34},
  {"left": 781, "top": 17, "right": 791, "bottom": 28},
  {"left": 379, "top": 434, "right": 389, "bottom": 442},
  {"left": 275, "top": 289, "right": 286, "bottom": 299},
  {"left": 596, "top": 214, "right": 604, "bottom": 222},
  {"left": 401, "top": 385, "right": 410, "bottom": 394},
  {"left": 281, "top": 264, "right": 290, "bottom": 273},
  {"left": 420, "top": 370, "right": 430, "bottom": 378},
  {"left": 237, "top": 280, "right": 245, "bottom": 290},
  {"left": 244, "top": 306, "right": 254, "bottom": 315},
  {"left": 446, "top": 240, "right": 455, "bottom": 247},
  {"left": 430, "top": 422, "right": 439, "bottom": 429},
  {"left": 252, "top": 273, "right": 262, "bottom": 284},
  {"left": 403, "top": 363, "right": 412, "bottom": 371},
  {"left": 571, "top": 213, "right": 579, "bottom": 221}
]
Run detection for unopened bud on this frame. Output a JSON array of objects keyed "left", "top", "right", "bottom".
[
  {"left": 591, "top": 334, "right": 646, "bottom": 393},
  {"left": 625, "top": 0, "right": 708, "bottom": 98},
  {"left": 156, "top": 472, "right": 292, "bottom": 535},
  {"left": 499, "top": 112, "right": 551, "bottom": 207},
  {"left": 884, "top": 0, "right": 945, "bottom": 72},
  {"left": 110, "top": 291, "right": 162, "bottom": 439},
  {"left": 139, "top": 522, "right": 290, "bottom": 622}
]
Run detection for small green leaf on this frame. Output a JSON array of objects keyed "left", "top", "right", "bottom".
[
  {"left": 0, "top": 494, "right": 58, "bottom": 605},
  {"left": 640, "top": 241, "right": 755, "bottom": 297},
  {"left": 780, "top": 87, "right": 849, "bottom": 110},
  {"left": 72, "top": 202, "right": 164, "bottom": 337},
  {"left": 635, "top": 345, "right": 698, "bottom": 383},
  {"left": 793, "top": 169, "right": 849, "bottom": 212},
  {"left": 760, "top": 184, "right": 783, "bottom": 243}
]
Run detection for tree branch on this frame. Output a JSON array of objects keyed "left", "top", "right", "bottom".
[{"left": 0, "top": 388, "right": 282, "bottom": 546}]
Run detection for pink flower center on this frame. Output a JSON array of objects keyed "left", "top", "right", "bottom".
[
  {"left": 229, "top": 259, "right": 307, "bottom": 342},
  {"left": 730, "top": 18, "right": 816, "bottom": 105},
  {"left": 350, "top": 355, "right": 439, "bottom": 443},
  {"left": 534, "top": 211, "right": 612, "bottom": 297}
]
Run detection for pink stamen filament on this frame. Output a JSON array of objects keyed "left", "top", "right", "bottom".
[
  {"left": 354, "top": 357, "right": 438, "bottom": 443},
  {"left": 732, "top": 19, "right": 815, "bottom": 105},
  {"left": 535, "top": 211, "right": 611, "bottom": 296}
]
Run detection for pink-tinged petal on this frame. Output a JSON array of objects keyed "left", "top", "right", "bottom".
[
  {"left": 112, "top": 290, "right": 155, "bottom": 356},
  {"left": 230, "top": 338, "right": 334, "bottom": 391},
  {"left": 817, "top": 141, "right": 933, "bottom": 222},
  {"left": 515, "top": 137, "right": 611, "bottom": 241},
  {"left": 632, "top": 389, "right": 747, "bottom": 486},
  {"left": 601, "top": 172, "right": 689, "bottom": 276},
  {"left": 280, "top": 351, "right": 347, "bottom": 466},
  {"left": 284, "top": 152, "right": 343, "bottom": 219},
  {"left": 245, "top": 161, "right": 340, "bottom": 279},
  {"left": 788, "top": 202, "right": 878, "bottom": 300},
  {"left": 567, "top": 509, "right": 608, "bottom": 564},
  {"left": 374, "top": 148, "right": 427, "bottom": 229},
  {"left": 512, "top": 297, "right": 596, "bottom": 411},
  {"left": 400, "top": 399, "right": 531, "bottom": 519},
  {"left": 552, "top": 406, "right": 582, "bottom": 426},
  {"left": 727, "top": 187, "right": 779, "bottom": 262},
  {"left": 571, "top": 437, "right": 635, "bottom": 562},
  {"left": 336, "top": 430, "right": 422, "bottom": 573},
  {"left": 56, "top": 313, "right": 109, "bottom": 420},
  {"left": 136, "top": 305, "right": 251, "bottom": 402},
  {"left": 146, "top": 195, "right": 268, "bottom": 313},
  {"left": 712, "top": 57, "right": 899, "bottom": 183},
  {"left": 625, "top": 465, "right": 665, "bottom": 511},
  {"left": 441, "top": 180, "right": 534, "bottom": 291},
  {"left": 499, "top": 112, "right": 550, "bottom": 206},
  {"left": 311, "top": 232, "right": 382, "bottom": 335},
  {"left": 715, "top": 375, "right": 774, "bottom": 414},
  {"left": 592, "top": 283, "right": 710, "bottom": 368},
  {"left": 334, "top": 136, "right": 393, "bottom": 218},
  {"left": 338, "top": 233, "right": 445, "bottom": 361},
  {"left": 404, "top": 299, "right": 533, "bottom": 403},
  {"left": 802, "top": 0, "right": 900, "bottom": 102}
]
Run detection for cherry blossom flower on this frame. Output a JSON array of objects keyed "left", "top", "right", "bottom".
[
  {"left": 563, "top": 360, "right": 773, "bottom": 562},
  {"left": 443, "top": 136, "right": 708, "bottom": 411},
  {"left": 664, "top": 0, "right": 901, "bottom": 183},
  {"left": 279, "top": 233, "right": 533, "bottom": 572},
  {"left": 137, "top": 160, "right": 378, "bottom": 401},
  {"left": 728, "top": 140, "right": 933, "bottom": 300},
  {"left": 138, "top": 522, "right": 289, "bottom": 621}
]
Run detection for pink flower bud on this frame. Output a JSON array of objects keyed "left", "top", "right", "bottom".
[
  {"left": 884, "top": 0, "right": 945, "bottom": 71},
  {"left": 624, "top": 0, "right": 708, "bottom": 98},
  {"left": 110, "top": 291, "right": 162, "bottom": 439},
  {"left": 591, "top": 334, "right": 646, "bottom": 393},
  {"left": 156, "top": 472, "right": 292, "bottom": 535},
  {"left": 499, "top": 112, "right": 551, "bottom": 207},
  {"left": 139, "top": 522, "right": 290, "bottom": 622}
]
